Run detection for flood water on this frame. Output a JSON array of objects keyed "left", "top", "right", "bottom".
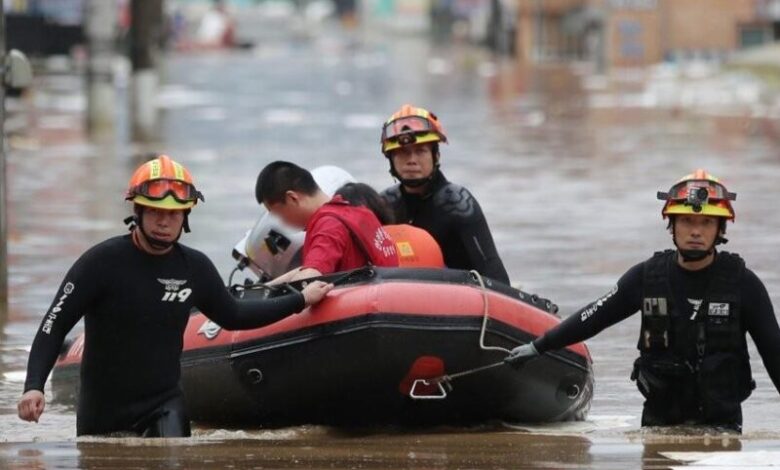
[{"left": 3, "top": 20, "right": 780, "bottom": 469}]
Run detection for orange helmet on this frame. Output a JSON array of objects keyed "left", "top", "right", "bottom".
[
  {"left": 125, "top": 155, "right": 204, "bottom": 210},
  {"left": 381, "top": 104, "right": 448, "bottom": 154},
  {"left": 657, "top": 169, "right": 736, "bottom": 221}
]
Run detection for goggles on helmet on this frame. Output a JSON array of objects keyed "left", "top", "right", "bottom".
[
  {"left": 132, "top": 179, "right": 204, "bottom": 204},
  {"left": 657, "top": 179, "right": 735, "bottom": 212},
  {"left": 382, "top": 116, "right": 436, "bottom": 142}
]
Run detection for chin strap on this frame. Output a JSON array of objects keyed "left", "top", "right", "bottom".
[
  {"left": 391, "top": 170, "right": 436, "bottom": 188},
  {"left": 677, "top": 248, "right": 713, "bottom": 262},
  {"left": 125, "top": 205, "right": 185, "bottom": 251},
  {"left": 671, "top": 218, "right": 727, "bottom": 263},
  {"left": 388, "top": 153, "right": 441, "bottom": 189},
  {"left": 182, "top": 209, "right": 192, "bottom": 233}
]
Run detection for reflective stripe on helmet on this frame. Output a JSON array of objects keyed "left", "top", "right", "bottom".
[{"left": 126, "top": 155, "right": 203, "bottom": 208}]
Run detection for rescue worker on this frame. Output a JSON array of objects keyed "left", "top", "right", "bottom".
[
  {"left": 507, "top": 170, "right": 780, "bottom": 432},
  {"left": 17, "top": 155, "right": 332, "bottom": 437},
  {"left": 256, "top": 161, "right": 399, "bottom": 284},
  {"left": 335, "top": 182, "right": 445, "bottom": 268},
  {"left": 379, "top": 104, "right": 509, "bottom": 283}
]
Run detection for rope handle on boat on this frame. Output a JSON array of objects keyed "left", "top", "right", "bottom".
[{"left": 470, "top": 270, "right": 511, "bottom": 354}]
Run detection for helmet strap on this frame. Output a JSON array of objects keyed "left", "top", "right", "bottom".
[{"left": 678, "top": 247, "right": 713, "bottom": 262}]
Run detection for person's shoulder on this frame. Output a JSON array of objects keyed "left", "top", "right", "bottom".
[
  {"left": 381, "top": 185, "right": 403, "bottom": 205},
  {"left": 175, "top": 243, "right": 212, "bottom": 265},
  {"left": 740, "top": 263, "right": 766, "bottom": 292},
  {"left": 82, "top": 235, "right": 133, "bottom": 258},
  {"left": 716, "top": 250, "right": 746, "bottom": 270},
  {"left": 309, "top": 213, "right": 350, "bottom": 236},
  {"left": 613, "top": 258, "right": 657, "bottom": 294},
  {"left": 431, "top": 181, "right": 479, "bottom": 219},
  {"left": 67, "top": 235, "right": 132, "bottom": 272},
  {"left": 622, "top": 260, "right": 647, "bottom": 280}
]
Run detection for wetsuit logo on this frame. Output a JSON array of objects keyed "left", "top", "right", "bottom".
[
  {"left": 157, "top": 278, "right": 192, "bottom": 303},
  {"left": 42, "top": 282, "right": 75, "bottom": 334},
  {"left": 580, "top": 285, "right": 618, "bottom": 322}
]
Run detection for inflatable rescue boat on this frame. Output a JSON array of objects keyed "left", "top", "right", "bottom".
[
  {"left": 51, "top": 166, "right": 593, "bottom": 427},
  {"left": 53, "top": 267, "right": 593, "bottom": 426}
]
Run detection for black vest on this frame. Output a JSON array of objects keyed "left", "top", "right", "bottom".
[{"left": 635, "top": 250, "right": 754, "bottom": 423}]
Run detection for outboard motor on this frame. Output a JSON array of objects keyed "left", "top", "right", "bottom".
[{"left": 231, "top": 166, "right": 355, "bottom": 281}]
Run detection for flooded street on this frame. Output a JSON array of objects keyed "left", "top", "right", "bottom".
[{"left": 3, "top": 21, "right": 780, "bottom": 469}]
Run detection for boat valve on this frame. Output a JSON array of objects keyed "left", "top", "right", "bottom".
[{"left": 246, "top": 368, "right": 263, "bottom": 385}]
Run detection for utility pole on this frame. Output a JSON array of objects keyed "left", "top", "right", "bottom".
[
  {"left": 130, "top": 0, "right": 164, "bottom": 141},
  {"left": 534, "top": 0, "right": 544, "bottom": 61},
  {"left": 0, "top": 6, "right": 7, "bottom": 318},
  {"left": 85, "top": 0, "right": 118, "bottom": 135},
  {"left": 1, "top": 8, "right": 32, "bottom": 319}
]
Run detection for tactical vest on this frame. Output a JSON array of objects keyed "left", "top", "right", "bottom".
[
  {"left": 305, "top": 200, "right": 400, "bottom": 268},
  {"left": 634, "top": 250, "right": 754, "bottom": 424}
]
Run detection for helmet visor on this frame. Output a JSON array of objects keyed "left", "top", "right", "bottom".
[
  {"left": 382, "top": 116, "right": 434, "bottom": 142},
  {"left": 135, "top": 179, "right": 203, "bottom": 203}
]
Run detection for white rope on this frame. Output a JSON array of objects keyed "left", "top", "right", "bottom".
[{"left": 471, "top": 270, "right": 511, "bottom": 353}]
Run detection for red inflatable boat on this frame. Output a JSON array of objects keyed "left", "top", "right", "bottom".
[{"left": 53, "top": 267, "right": 593, "bottom": 427}]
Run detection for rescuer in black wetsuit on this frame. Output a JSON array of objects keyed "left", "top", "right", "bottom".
[
  {"left": 378, "top": 104, "right": 510, "bottom": 284},
  {"left": 17, "top": 155, "right": 333, "bottom": 437},
  {"left": 507, "top": 170, "right": 780, "bottom": 432}
]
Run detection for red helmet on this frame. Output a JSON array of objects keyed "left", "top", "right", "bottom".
[{"left": 381, "top": 104, "right": 447, "bottom": 154}]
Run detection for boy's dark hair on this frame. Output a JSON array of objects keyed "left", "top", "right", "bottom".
[
  {"left": 335, "top": 182, "right": 395, "bottom": 225},
  {"left": 256, "top": 161, "right": 320, "bottom": 205}
]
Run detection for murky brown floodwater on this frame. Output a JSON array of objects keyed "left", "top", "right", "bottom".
[{"left": 3, "top": 17, "right": 780, "bottom": 469}]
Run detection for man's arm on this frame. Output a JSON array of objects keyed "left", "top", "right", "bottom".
[
  {"left": 533, "top": 263, "right": 644, "bottom": 354},
  {"left": 267, "top": 216, "right": 348, "bottom": 285},
  {"left": 742, "top": 269, "right": 780, "bottom": 394},
  {"left": 194, "top": 253, "right": 331, "bottom": 330},
  {"left": 445, "top": 187, "right": 510, "bottom": 284},
  {"left": 298, "top": 216, "right": 350, "bottom": 275},
  {"left": 20, "top": 253, "right": 101, "bottom": 422},
  {"left": 268, "top": 267, "right": 322, "bottom": 285},
  {"left": 457, "top": 213, "right": 510, "bottom": 284}
]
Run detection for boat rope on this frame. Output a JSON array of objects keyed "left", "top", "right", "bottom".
[{"left": 471, "top": 270, "right": 511, "bottom": 354}]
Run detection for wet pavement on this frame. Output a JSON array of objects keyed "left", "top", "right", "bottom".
[{"left": 3, "top": 19, "right": 780, "bottom": 469}]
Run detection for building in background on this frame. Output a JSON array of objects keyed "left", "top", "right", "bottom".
[
  {"left": 5, "top": 0, "right": 85, "bottom": 56},
  {"left": 516, "top": 0, "right": 780, "bottom": 69}
]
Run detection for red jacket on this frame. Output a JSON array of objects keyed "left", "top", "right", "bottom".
[{"left": 302, "top": 197, "right": 399, "bottom": 274}]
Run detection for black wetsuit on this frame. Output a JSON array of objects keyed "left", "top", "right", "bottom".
[
  {"left": 24, "top": 235, "right": 306, "bottom": 437},
  {"left": 533, "top": 252, "right": 780, "bottom": 429},
  {"left": 382, "top": 171, "right": 510, "bottom": 284}
]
